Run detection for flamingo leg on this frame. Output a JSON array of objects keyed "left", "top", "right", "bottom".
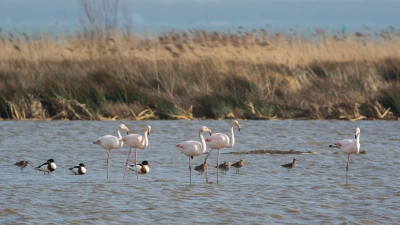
[
  {"left": 216, "top": 149, "right": 220, "bottom": 184},
  {"left": 346, "top": 154, "right": 351, "bottom": 171},
  {"left": 107, "top": 149, "right": 111, "bottom": 179},
  {"left": 204, "top": 149, "right": 213, "bottom": 183},
  {"left": 135, "top": 148, "right": 138, "bottom": 179},
  {"left": 189, "top": 156, "right": 192, "bottom": 185},
  {"left": 123, "top": 148, "right": 132, "bottom": 179}
]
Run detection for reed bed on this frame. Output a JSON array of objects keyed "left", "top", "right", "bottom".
[{"left": 0, "top": 27, "right": 399, "bottom": 120}]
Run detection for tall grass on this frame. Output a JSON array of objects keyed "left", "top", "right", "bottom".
[{"left": 0, "top": 27, "right": 399, "bottom": 120}]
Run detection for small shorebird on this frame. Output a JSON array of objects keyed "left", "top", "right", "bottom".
[
  {"left": 231, "top": 159, "right": 244, "bottom": 174},
  {"left": 281, "top": 158, "right": 296, "bottom": 172},
  {"left": 216, "top": 161, "right": 230, "bottom": 174},
  {"left": 69, "top": 163, "right": 86, "bottom": 175},
  {"left": 127, "top": 160, "right": 150, "bottom": 174},
  {"left": 35, "top": 159, "right": 57, "bottom": 174},
  {"left": 194, "top": 163, "right": 207, "bottom": 175},
  {"left": 329, "top": 127, "right": 361, "bottom": 171},
  {"left": 14, "top": 161, "right": 33, "bottom": 172}
]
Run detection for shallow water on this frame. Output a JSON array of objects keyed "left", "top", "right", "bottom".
[{"left": 0, "top": 120, "right": 399, "bottom": 224}]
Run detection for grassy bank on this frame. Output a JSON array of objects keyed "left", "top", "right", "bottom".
[{"left": 0, "top": 28, "right": 399, "bottom": 120}]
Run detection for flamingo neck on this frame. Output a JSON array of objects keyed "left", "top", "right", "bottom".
[
  {"left": 116, "top": 127, "right": 123, "bottom": 148},
  {"left": 198, "top": 129, "right": 207, "bottom": 154},
  {"left": 229, "top": 124, "right": 235, "bottom": 148},
  {"left": 356, "top": 133, "right": 360, "bottom": 153},
  {"left": 142, "top": 130, "right": 149, "bottom": 148}
]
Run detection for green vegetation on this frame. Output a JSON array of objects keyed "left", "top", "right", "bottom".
[{"left": 0, "top": 27, "right": 399, "bottom": 120}]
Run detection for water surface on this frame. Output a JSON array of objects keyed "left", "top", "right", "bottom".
[{"left": 0, "top": 120, "right": 399, "bottom": 224}]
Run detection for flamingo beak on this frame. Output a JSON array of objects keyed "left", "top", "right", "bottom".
[
  {"left": 208, "top": 129, "right": 212, "bottom": 136},
  {"left": 125, "top": 128, "right": 129, "bottom": 135}
]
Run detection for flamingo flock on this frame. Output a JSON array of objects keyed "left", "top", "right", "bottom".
[{"left": 14, "top": 121, "right": 362, "bottom": 185}]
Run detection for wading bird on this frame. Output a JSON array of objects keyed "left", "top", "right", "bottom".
[
  {"left": 329, "top": 127, "right": 361, "bottom": 170},
  {"left": 204, "top": 120, "right": 241, "bottom": 183},
  {"left": 281, "top": 158, "right": 296, "bottom": 172},
  {"left": 216, "top": 161, "right": 230, "bottom": 174},
  {"left": 93, "top": 124, "right": 129, "bottom": 179},
  {"left": 231, "top": 159, "right": 244, "bottom": 174},
  {"left": 121, "top": 125, "right": 151, "bottom": 180},
  {"left": 176, "top": 126, "right": 212, "bottom": 185},
  {"left": 14, "top": 161, "right": 32, "bottom": 172},
  {"left": 194, "top": 163, "right": 207, "bottom": 175}
]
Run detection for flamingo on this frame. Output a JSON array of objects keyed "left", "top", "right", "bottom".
[
  {"left": 93, "top": 124, "right": 129, "bottom": 179},
  {"left": 329, "top": 127, "right": 361, "bottom": 170},
  {"left": 204, "top": 120, "right": 241, "bottom": 183},
  {"left": 69, "top": 163, "right": 87, "bottom": 175},
  {"left": 176, "top": 126, "right": 212, "bottom": 185},
  {"left": 121, "top": 125, "right": 151, "bottom": 180},
  {"left": 281, "top": 158, "right": 296, "bottom": 172}
]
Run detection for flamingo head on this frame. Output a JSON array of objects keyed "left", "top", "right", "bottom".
[
  {"left": 120, "top": 124, "right": 129, "bottom": 135},
  {"left": 233, "top": 120, "right": 241, "bottom": 131},
  {"left": 355, "top": 127, "right": 360, "bottom": 139},
  {"left": 93, "top": 139, "right": 101, "bottom": 145},
  {"left": 201, "top": 126, "right": 212, "bottom": 136},
  {"left": 146, "top": 126, "right": 152, "bottom": 136}
]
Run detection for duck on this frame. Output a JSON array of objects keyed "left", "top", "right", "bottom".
[
  {"left": 69, "top": 163, "right": 86, "bottom": 175},
  {"left": 127, "top": 160, "right": 150, "bottom": 174},
  {"left": 35, "top": 159, "right": 56, "bottom": 174}
]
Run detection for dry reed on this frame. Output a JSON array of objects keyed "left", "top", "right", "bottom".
[{"left": 0, "top": 27, "right": 399, "bottom": 120}]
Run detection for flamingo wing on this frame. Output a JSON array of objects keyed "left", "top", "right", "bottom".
[
  {"left": 99, "top": 135, "right": 122, "bottom": 150},
  {"left": 124, "top": 134, "right": 145, "bottom": 148},
  {"left": 205, "top": 133, "right": 230, "bottom": 148},
  {"left": 177, "top": 141, "right": 203, "bottom": 156},
  {"left": 335, "top": 139, "right": 357, "bottom": 154}
]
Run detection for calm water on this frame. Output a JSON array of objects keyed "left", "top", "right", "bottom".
[{"left": 0, "top": 120, "right": 399, "bottom": 224}]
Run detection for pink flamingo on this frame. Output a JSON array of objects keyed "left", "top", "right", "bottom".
[
  {"left": 204, "top": 120, "right": 241, "bottom": 183},
  {"left": 93, "top": 124, "right": 129, "bottom": 179},
  {"left": 176, "top": 126, "right": 212, "bottom": 185},
  {"left": 329, "top": 127, "right": 361, "bottom": 170},
  {"left": 121, "top": 125, "right": 151, "bottom": 179}
]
